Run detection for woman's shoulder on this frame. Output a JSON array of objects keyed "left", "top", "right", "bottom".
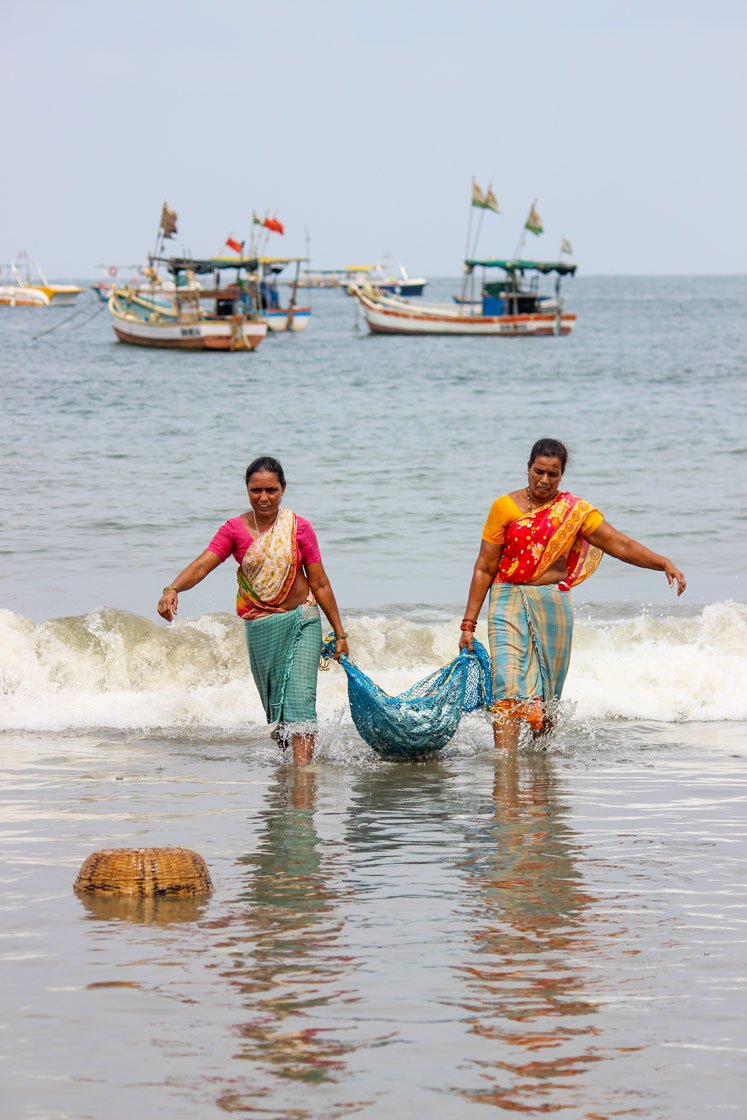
[
  {"left": 293, "top": 513, "right": 316, "bottom": 533},
  {"left": 490, "top": 492, "right": 524, "bottom": 517},
  {"left": 217, "top": 514, "right": 252, "bottom": 540}
]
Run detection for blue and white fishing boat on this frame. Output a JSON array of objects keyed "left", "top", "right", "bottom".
[
  {"left": 344, "top": 262, "right": 428, "bottom": 297},
  {"left": 258, "top": 256, "right": 312, "bottom": 332}
]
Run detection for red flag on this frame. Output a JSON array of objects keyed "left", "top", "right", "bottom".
[
  {"left": 263, "top": 217, "right": 285, "bottom": 235},
  {"left": 225, "top": 236, "right": 242, "bottom": 253}
]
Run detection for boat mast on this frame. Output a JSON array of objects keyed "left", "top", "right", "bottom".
[
  {"left": 513, "top": 198, "right": 536, "bottom": 260},
  {"left": 460, "top": 179, "right": 477, "bottom": 305}
]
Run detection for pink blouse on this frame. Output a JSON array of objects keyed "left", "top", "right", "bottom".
[{"left": 207, "top": 514, "right": 322, "bottom": 568}]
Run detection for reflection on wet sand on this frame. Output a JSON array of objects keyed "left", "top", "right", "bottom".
[
  {"left": 456, "top": 751, "right": 634, "bottom": 1113},
  {"left": 210, "top": 768, "right": 361, "bottom": 1115}
]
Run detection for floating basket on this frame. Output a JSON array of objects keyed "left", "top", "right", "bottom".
[{"left": 74, "top": 847, "right": 213, "bottom": 898}]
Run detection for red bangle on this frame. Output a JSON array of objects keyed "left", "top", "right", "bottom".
[
  {"left": 460, "top": 622, "right": 476, "bottom": 632},
  {"left": 461, "top": 617, "right": 477, "bottom": 625}
]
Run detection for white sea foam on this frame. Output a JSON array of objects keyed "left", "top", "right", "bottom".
[{"left": 1, "top": 602, "right": 746, "bottom": 733}]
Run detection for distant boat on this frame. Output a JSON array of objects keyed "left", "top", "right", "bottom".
[
  {"left": 0, "top": 252, "right": 84, "bottom": 307},
  {"left": 108, "top": 255, "right": 267, "bottom": 351},
  {"left": 291, "top": 269, "right": 345, "bottom": 290},
  {"left": 351, "top": 259, "right": 577, "bottom": 336},
  {"left": 91, "top": 263, "right": 151, "bottom": 303},
  {"left": 258, "top": 256, "right": 312, "bottom": 332},
  {"left": 344, "top": 263, "right": 428, "bottom": 297}
]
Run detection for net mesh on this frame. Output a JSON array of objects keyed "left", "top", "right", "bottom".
[{"left": 321, "top": 637, "right": 492, "bottom": 758}]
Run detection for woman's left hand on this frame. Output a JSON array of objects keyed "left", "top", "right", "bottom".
[
  {"left": 664, "top": 560, "right": 686, "bottom": 596},
  {"left": 333, "top": 638, "right": 349, "bottom": 660}
]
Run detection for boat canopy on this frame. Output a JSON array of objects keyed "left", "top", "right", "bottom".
[
  {"left": 465, "top": 258, "right": 577, "bottom": 276},
  {"left": 153, "top": 255, "right": 260, "bottom": 274}
]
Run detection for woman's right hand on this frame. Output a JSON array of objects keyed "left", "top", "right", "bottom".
[
  {"left": 158, "top": 589, "right": 178, "bottom": 621},
  {"left": 459, "top": 630, "right": 474, "bottom": 653}
]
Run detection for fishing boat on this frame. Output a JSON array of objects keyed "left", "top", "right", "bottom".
[
  {"left": 258, "top": 256, "right": 311, "bottom": 332},
  {"left": 0, "top": 252, "right": 84, "bottom": 307},
  {"left": 344, "top": 262, "right": 428, "bottom": 297},
  {"left": 108, "top": 255, "right": 267, "bottom": 351},
  {"left": 351, "top": 259, "right": 576, "bottom": 336}
]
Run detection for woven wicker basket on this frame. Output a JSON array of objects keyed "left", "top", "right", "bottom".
[{"left": 74, "top": 847, "right": 213, "bottom": 898}]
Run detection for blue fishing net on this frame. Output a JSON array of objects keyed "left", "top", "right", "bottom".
[{"left": 321, "top": 638, "right": 492, "bottom": 759}]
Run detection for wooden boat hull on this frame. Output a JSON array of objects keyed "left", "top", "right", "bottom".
[
  {"left": 109, "top": 293, "right": 267, "bottom": 351},
  {"left": 354, "top": 288, "right": 576, "bottom": 336}
]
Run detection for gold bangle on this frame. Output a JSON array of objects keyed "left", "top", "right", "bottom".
[
  {"left": 162, "top": 586, "right": 178, "bottom": 595},
  {"left": 335, "top": 632, "right": 348, "bottom": 640}
]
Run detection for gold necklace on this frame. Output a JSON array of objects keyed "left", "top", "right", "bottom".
[{"left": 253, "top": 509, "right": 278, "bottom": 537}]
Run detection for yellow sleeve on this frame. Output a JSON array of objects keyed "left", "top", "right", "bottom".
[
  {"left": 482, "top": 495, "right": 520, "bottom": 547},
  {"left": 581, "top": 507, "right": 604, "bottom": 536}
]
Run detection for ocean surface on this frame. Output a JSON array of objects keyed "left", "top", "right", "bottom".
[{"left": 1, "top": 275, "right": 746, "bottom": 1118}]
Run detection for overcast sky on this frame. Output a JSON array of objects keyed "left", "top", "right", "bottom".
[{"left": 3, "top": 0, "right": 745, "bottom": 277}]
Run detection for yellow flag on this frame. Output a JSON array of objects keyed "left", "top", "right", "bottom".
[
  {"left": 484, "top": 186, "right": 500, "bottom": 213},
  {"left": 471, "top": 180, "right": 487, "bottom": 208},
  {"left": 525, "top": 201, "right": 543, "bottom": 236},
  {"left": 160, "top": 203, "right": 178, "bottom": 239}
]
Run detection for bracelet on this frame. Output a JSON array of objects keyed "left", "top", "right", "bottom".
[
  {"left": 460, "top": 622, "right": 477, "bottom": 632},
  {"left": 335, "top": 632, "right": 348, "bottom": 640},
  {"left": 461, "top": 617, "right": 477, "bottom": 625},
  {"left": 162, "top": 586, "right": 178, "bottom": 595}
]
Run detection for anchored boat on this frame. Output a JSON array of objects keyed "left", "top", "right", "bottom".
[
  {"left": 351, "top": 258, "right": 576, "bottom": 336},
  {"left": 344, "top": 262, "right": 428, "bottom": 297},
  {"left": 108, "top": 255, "right": 267, "bottom": 351},
  {"left": 258, "top": 256, "right": 311, "bottom": 331},
  {"left": 0, "top": 252, "right": 84, "bottom": 307}
]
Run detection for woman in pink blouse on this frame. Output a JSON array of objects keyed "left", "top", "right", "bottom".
[{"left": 157, "top": 456, "right": 348, "bottom": 765}]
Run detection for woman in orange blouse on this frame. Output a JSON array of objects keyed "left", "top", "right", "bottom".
[{"left": 459, "top": 438, "right": 686, "bottom": 749}]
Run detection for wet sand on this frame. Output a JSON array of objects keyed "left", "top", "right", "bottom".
[{"left": 2, "top": 722, "right": 745, "bottom": 1118}]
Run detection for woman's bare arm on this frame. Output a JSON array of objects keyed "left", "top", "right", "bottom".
[
  {"left": 459, "top": 539, "right": 503, "bottom": 651},
  {"left": 157, "top": 549, "right": 224, "bottom": 620},
  {"left": 586, "top": 520, "right": 686, "bottom": 595},
  {"left": 305, "top": 561, "right": 349, "bottom": 660}
]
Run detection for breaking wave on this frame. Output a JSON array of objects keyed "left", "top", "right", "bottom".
[{"left": 1, "top": 601, "right": 746, "bottom": 734}]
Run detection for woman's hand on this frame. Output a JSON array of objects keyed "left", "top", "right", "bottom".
[
  {"left": 158, "top": 588, "right": 178, "bottom": 621},
  {"left": 663, "top": 559, "right": 686, "bottom": 596},
  {"left": 459, "top": 630, "right": 474, "bottom": 653},
  {"left": 333, "top": 637, "right": 349, "bottom": 661}
]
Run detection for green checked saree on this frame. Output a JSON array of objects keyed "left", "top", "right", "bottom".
[{"left": 245, "top": 604, "right": 322, "bottom": 737}]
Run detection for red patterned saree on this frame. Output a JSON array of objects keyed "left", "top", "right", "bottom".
[{"left": 497, "top": 492, "right": 603, "bottom": 590}]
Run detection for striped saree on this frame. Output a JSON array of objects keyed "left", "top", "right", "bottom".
[{"left": 488, "top": 583, "right": 573, "bottom": 726}]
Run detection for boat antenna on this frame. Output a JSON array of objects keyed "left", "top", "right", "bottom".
[{"left": 304, "top": 224, "right": 312, "bottom": 313}]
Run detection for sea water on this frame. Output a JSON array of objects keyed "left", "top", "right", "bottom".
[{"left": 1, "top": 276, "right": 746, "bottom": 1118}]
